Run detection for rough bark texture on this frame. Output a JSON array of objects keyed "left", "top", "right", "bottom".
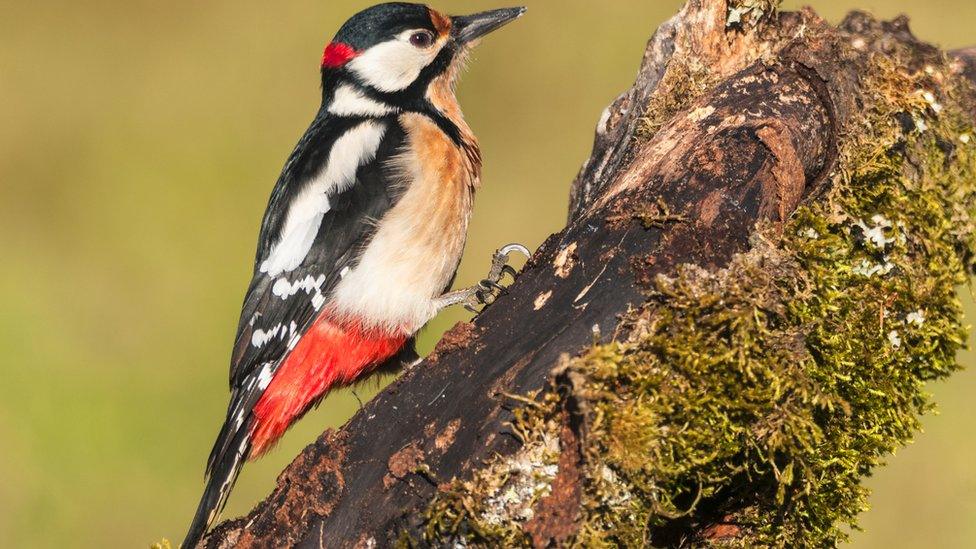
[
  {"left": 955, "top": 47, "right": 976, "bottom": 83},
  {"left": 204, "top": 1, "right": 976, "bottom": 547}
]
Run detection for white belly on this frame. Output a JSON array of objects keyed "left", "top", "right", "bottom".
[{"left": 328, "top": 113, "right": 478, "bottom": 335}]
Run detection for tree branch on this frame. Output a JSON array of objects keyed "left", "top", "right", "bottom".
[{"left": 203, "top": 1, "right": 976, "bottom": 547}]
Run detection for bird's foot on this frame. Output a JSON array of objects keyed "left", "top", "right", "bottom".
[{"left": 436, "top": 243, "right": 531, "bottom": 314}]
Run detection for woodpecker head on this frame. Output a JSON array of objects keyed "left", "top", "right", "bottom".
[{"left": 320, "top": 3, "right": 524, "bottom": 101}]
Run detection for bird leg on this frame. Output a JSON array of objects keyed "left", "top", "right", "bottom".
[{"left": 436, "top": 243, "right": 531, "bottom": 313}]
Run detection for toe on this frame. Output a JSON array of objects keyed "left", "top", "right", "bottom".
[{"left": 481, "top": 279, "right": 506, "bottom": 292}]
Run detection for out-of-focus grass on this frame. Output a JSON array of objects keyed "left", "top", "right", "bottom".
[{"left": 0, "top": 1, "right": 972, "bottom": 547}]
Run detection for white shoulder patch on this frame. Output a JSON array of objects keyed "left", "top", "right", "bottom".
[
  {"left": 329, "top": 83, "right": 398, "bottom": 117},
  {"left": 260, "top": 121, "right": 387, "bottom": 276}
]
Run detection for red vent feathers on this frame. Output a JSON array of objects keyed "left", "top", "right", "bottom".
[
  {"left": 248, "top": 315, "right": 406, "bottom": 457},
  {"left": 321, "top": 42, "right": 358, "bottom": 68}
]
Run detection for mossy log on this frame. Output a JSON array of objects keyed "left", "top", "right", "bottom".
[{"left": 204, "top": 1, "right": 976, "bottom": 547}]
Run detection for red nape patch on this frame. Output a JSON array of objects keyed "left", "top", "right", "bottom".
[
  {"left": 321, "top": 42, "right": 358, "bottom": 68},
  {"left": 249, "top": 315, "right": 406, "bottom": 457}
]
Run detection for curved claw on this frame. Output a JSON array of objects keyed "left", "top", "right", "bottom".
[
  {"left": 488, "top": 243, "right": 532, "bottom": 284},
  {"left": 452, "top": 243, "right": 534, "bottom": 317},
  {"left": 480, "top": 279, "right": 507, "bottom": 293},
  {"left": 498, "top": 243, "right": 531, "bottom": 259}
]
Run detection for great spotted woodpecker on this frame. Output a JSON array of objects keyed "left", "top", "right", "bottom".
[{"left": 182, "top": 4, "right": 526, "bottom": 547}]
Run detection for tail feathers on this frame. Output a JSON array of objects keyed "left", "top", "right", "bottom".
[
  {"left": 205, "top": 388, "right": 255, "bottom": 478},
  {"left": 182, "top": 424, "right": 251, "bottom": 549}
]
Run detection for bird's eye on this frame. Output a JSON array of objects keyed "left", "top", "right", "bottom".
[{"left": 409, "top": 31, "right": 435, "bottom": 48}]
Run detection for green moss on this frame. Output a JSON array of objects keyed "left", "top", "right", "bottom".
[
  {"left": 636, "top": 58, "right": 720, "bottom": 141},
  {"left": 422, "top": 38, "right": 976, "bottom": 549},
  {"left": 422, "top": 420, "right": 562, "bottom": 547}
]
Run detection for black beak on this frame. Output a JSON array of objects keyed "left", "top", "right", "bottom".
[{"left": 452, "top": 7, "right": 526, "bottom": 44}]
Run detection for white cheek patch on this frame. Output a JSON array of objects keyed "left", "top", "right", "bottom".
[
  {"left": 347, "top": 32, "right": 443, "bottom": 92},
  {"left": 261, "top": 121, "right": 387, "bottom": 276},
  {"left": 329, "top": 83, "right": 399, "bottom": 117}
]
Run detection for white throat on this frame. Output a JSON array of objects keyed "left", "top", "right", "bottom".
[{"left": 328, "top": 83, "right": 399, "bottom": 117}]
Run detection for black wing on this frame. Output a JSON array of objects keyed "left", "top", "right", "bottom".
[
  {"left": 206, "top": 115, "right": 407, "bottom": 474},
  {"left": 184, "top": 115, "right": 410, "bottom": 548},
  {"left": 234, "top": 116, "right": 406, "bottom": 385}
]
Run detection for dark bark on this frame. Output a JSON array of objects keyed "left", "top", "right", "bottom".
[
  {"left": 955, "top": 47, "right": 976, "bottom": 84},
  {"left": 203, "top": 2, "right": 976, "bottom": 547}
]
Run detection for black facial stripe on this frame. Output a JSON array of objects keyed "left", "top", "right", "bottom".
[
  {"left": 422, "top": 107, "right": 464, "bottom": 145},
  {"left": 320, "top": 77, "right": 461, "bottom": 145},
  {"left": 328, "top": 43, "right": 464, "bottom": 145},
  {"left": 353, "top": 85, "right": 463, "bottom": 146}
]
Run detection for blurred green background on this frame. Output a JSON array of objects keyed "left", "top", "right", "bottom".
[{"left": 0, "top": 0, "right": 973, "bottom": 547}]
